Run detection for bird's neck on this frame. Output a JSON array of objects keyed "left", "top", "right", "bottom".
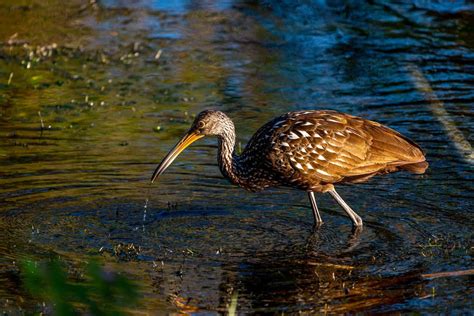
[
  {"left": 217, "top": 124, "right": 277, "bottom": 191},
  {"left": 217, "top": 122, "right": 272, "bottom": 191},
  {"left": 217, "top": 127, "right": 242, "bottom": 185}
]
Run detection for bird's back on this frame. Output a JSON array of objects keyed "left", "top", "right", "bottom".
[{"left": 241, "top": 110, "right": 428, "bottom": 192}]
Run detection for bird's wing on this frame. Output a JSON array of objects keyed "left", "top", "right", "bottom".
[{"left": 267, "top": 111, "right": 425, "bottom": 184}]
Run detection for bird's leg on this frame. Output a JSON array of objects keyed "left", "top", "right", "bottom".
[
  {"left": 308, "top": 192, "right": 323, "bottom": 226},
  {"left": 328, "top": 189, "right": 363, "bottom": 227}
]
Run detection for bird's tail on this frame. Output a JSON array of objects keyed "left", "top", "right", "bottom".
[{"left": 400, "top": 160, "right": 428, "bottom": 174}]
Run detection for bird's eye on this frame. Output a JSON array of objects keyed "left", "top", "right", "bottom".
[{"left": 197, "top": 121, "right": 205, "bottom": 128}]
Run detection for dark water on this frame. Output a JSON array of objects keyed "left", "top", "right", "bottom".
[{"left": 1, "top": 0, "right": 473, "bottom": 313}]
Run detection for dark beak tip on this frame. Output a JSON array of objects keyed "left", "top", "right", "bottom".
[{"left": 150, "top": 171, "right": 160, "bottom": 183}]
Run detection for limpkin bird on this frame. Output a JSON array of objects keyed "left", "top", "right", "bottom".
[{"left": 151, "top": 110, "right": 428, "bottom": 227}]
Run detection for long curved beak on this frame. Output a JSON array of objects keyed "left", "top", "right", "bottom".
[{"left": 151, "top": 131, "right": 204, "bottom": 183}]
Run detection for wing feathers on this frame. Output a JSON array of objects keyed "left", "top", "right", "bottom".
[{"left": 267, "top": 110, "right": 427, "bottom": 187}]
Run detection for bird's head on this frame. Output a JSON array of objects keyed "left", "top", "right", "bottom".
[
  {"left": 151, "top": 110, "right": 233, "bottom": 183},
  {"left": 190, "top": 110, "right": 232, "bottom": 136}
]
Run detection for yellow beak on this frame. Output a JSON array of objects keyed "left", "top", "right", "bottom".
[{"left": 151, "top": 131, "right": 204, "bottom": 183}]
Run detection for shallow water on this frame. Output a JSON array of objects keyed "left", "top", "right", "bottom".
[{"left": 0, "top": 0, "right": 473, "bottom": 314}]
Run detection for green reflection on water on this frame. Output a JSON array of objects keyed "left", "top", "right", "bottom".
[{"left": 22, "top": 258, "right": 139, "bottom": 315}]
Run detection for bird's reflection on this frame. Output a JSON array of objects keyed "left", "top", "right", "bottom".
[
  {"left": 164, "top": 224, "right": 425, "bottom": 314},
  {"left": 305, "top": 223, "right": 363, "bottom": 254},
  {"left": 212, "top": 230, "right": 424, "bottom": 313}
]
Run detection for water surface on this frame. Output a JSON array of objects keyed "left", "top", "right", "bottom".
[{"left": 0, "top": 0, "right": 473, "bottom": 313}]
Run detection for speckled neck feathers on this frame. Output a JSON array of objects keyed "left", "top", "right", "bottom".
[
  {"left": 217, "top": 120, "right": 273, "bottom": 191},
  {"left": 217, "top": 123, "right": 237, "bottom": 183}
]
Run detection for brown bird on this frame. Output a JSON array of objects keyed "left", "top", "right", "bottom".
[{"left": 151, "top": 110, "right": 428, "bottom": 227}]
